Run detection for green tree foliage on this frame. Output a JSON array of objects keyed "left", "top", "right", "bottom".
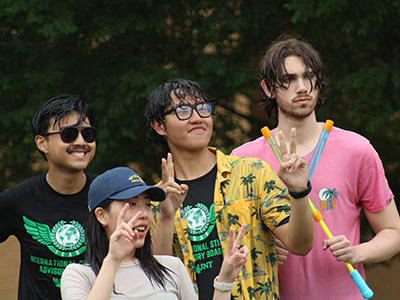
[{"left": 1, "top": 1, "right": 400, "bottom": 221}]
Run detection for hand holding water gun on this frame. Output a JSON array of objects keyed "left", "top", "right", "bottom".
[{"left": 322, "top": 235, "right": 359, "bottom": 264}]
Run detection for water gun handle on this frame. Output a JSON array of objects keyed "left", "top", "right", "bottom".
[{"left": 350, "top": 269, "right": 374, "bottom": 299}]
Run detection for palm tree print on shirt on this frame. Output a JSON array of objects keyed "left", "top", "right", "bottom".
[
  {"left": 319, "top": 187, "right": 339, "bottom": 210},
  {"left": 240, "top": 174, "right": 256, "bottom": 198}
]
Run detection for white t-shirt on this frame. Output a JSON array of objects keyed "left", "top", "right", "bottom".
[{"left": 61, "top": 255, "right": 197, "bottom": 300}]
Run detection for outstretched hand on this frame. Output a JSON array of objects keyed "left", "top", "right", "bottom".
[
  {"left": 217, "top": 224, "right": 249, "bottom": 283},
  {"left": 277, "top": 128, "right": 309, "bottom": 193},
  {"left": 108, "top": 204, "right": 142, "bottom": 262},
  {"left": 159, "top": 153, "right": 188, "bottom": 217}
]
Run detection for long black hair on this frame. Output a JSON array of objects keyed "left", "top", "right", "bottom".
[{"left": 84, "top": 199, "right": 175, "bottom": 291}]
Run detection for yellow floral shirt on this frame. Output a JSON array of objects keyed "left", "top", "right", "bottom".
[{"left": 152, "top": 148, "right": 291, "bottom": 300}]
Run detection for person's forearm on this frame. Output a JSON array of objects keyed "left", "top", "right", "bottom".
[
  {"left": 354, "top": 200, "right": 400, "bottom": 264},
  {"left": 212, "top": 289, "right": 233, "bottom": 300},
  {"left": 354, "top": 228, "right": 400, "bottom": 264},
  {"left": 286, "top": 196, "right": 314, "bottom": 255},
  {"left": 152, "top": 212, "right": 175, "bottom": 255},
  {"left": 86, "top": 256, "right": 119, "bottom": 300},
  {"left": 212, "top": 274, "right": 234, "bottom": 300}
]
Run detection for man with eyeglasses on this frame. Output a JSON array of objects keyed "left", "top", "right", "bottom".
[
  {"left": 146, "top": 78, "right": 314, "bottom": 300},
  {"left": 231, "top": 36, "right": 400, "bottom": 299},
  {"left": 0, "top": 94, "right": 97, "bottom": 300}
]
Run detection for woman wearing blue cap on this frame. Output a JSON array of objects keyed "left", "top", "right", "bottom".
[{"left": 61, "top": 167, "right": 248, "bottom": 300}]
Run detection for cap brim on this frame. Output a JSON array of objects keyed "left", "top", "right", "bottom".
[{"left": 109, "top": 185, "right": 166, "bottom": 202}]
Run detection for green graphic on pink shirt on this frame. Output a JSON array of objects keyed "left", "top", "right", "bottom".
[{"left": 319, "top": 188, "right": 339, "bottom": 211}]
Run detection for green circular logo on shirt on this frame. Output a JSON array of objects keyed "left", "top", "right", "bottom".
[
  {"left": 50, "top": 220, "right": 86, "bottom": 256},
  {"left": 184, "top": 203, "right": 215, "bottom": 242},
  {"left": 55, "top": 223, "right": 81, "bottom": 248}
]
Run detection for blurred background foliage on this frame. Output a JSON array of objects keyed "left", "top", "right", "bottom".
[{"left": 1, "top": 0, "right": 400, "bottom": 244}]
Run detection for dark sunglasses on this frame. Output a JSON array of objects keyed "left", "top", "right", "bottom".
[
  {"left": 43, "top": 126, "right": 97, "bottom": 143},
  {"left": 164, "top": 102, "right": 213, "bottom": 121}
]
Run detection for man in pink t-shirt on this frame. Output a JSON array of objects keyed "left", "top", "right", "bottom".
[{"left": 231, "top": 36, "right": 400, "bottom": 300}]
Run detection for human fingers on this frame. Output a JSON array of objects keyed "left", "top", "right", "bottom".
[
  {"left": 226, "top": 224, "right": 245, "bottom": 254},
  {"left": 126, "top": 210, "right": 143, "bottom": 230},
  {"left": 117, "top": 203, "right": 130, "bottom": 226},
  {"left": 116, "top": 222, "right": 138, "bottom": 241},
  {"left": 175, "top": 183, "right": 189, "bottom": 196},
  {"left": 219, "top": 245, "right": 248, "bottom": 283},
  {"left": 163, "top": 182, "right": 187, "bottom": 195},
  {"left": 322, "top": 236, "right": 354, "bottom": 261},
  {"left": 115, "top": 210, "right": 141, "bottom": 240},
  {"left": 232, "top": 246, "right": 248, "bottom": 268},
  {"left": 289, "top": 127, "right": 297, "bottom": 154},
  {"left": 277, "top": 255, "right": 287, "bottom": 265},
  {"left": 108, "top": 229, "right": 136, "bottom": 262},
  {"left": 161, "top": 154, "right": 172, "bottom": 181},
  {"left": 161, "top": 153, "right": 174, "bottom": 183},
  {"left": 275, "top": 238, "right": 287, "bottom": 250},
  {"left": 160, "top": 184, "right": 188, "bottom": 216},
  {"left": 161, "top": 157, "right": 168, "bottom": 182},
  {"left": 181, "top": 184, "right": 189, "bottom": 193},
  {"left": 285, "top": 154, "right": 309, "bottom": 177},
  {"left": 278, "top": 131, "right": 288, "bottom": 157},
  {"left": 167, "top": 153, "right": 174, "bottom": 178},
  {"left": 332, "top": 248, "right": 354, "bottom": 262},
  {"left": 322, "top": 235, "right": 348, "bottom": 250},
  {"left": 238, "top": 245, "right": 249, "bottom": 260},
  {"left": 226, "top": 228, "right": 235, "bottom": 254},
  {"left": 162, "top": 154, "right": 187, "bottom": 198},
  {"left": 108, "top": 221, "right": 141, "bottom": 261},
  {"left": 285, "top": 153, "right": 299, "bottom": 173},
  {"left": 275, "top": 239, "right": 288, "bottom": 265},
  {"left": 233, "top": 223, "right": 247, "bottom": 249}
]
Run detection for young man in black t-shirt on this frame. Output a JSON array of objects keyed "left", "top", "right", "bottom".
[{"left": 0, "top": 94, "right": 97, "bottom": 300}]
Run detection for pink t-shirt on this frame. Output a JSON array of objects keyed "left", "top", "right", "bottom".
[{"left": 231, "top": 125, "right": 393, "bottom": 300}]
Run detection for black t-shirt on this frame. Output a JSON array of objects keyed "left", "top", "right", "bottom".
[
  {"left": 0, "top": 172, "right": 96, "bottom": 300},
  {"left": 176, "top": 165, "right": 224, "bottom": 300}
]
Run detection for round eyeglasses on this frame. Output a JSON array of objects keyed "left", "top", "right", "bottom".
[
  {"left": 43, "top": 126, "right": 97, "bottom": 143},
  {"left": 164, "top": 102, "right": 213, "bottom": 121}
]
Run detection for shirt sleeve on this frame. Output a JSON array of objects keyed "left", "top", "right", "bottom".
[
  {"left": 0, "top": 187, "right": 17, "bottom": 241},
  {"left": 174, "top": 257, "right": 197, "bottom": 300},
  {"left": 61, "top": 264, "right": 95, "bottom": 300},
  {"left": 259, "top": 164, "right": 292, "bottom": 231},
  {"left": 358, "top": 142, "right": 393, "bottom": 212}
]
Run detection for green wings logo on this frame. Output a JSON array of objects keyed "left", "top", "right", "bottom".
[{"left": 23, "top": 216, "right": 86, "bottom": 257}]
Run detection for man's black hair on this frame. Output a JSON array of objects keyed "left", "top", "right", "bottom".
[
  {"left": 145, "top": 79, "right": 212, "bottom": 154},
  {"left": 31, "top": 94, "right": 95, "bottom": 160}
]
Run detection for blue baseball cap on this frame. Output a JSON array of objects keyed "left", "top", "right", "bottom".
[{"left": 88, "top": 167, "right": 166, "bottom": 212}]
